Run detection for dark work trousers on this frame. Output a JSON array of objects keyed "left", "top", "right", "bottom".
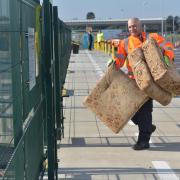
[
  {"left": 88, "top": 41, "right": 93, "bottom": 50},
  {"left": 88, "top": 34, "right": 93, "bottom": 50},
  {"left": 131, "top": 99, "right": 153, "bottom": 143}
]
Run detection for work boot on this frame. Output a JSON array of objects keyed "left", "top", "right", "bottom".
[
  {"left": 133, "top": 125, "right": 156, "bottom": 150},
  {"left": 132, "top": 142, "right": 150, "bottom": 150},
  {"left": 151, "top": 124, "right": 156, "bottom": 134}
]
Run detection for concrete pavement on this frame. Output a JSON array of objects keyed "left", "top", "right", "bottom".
[{"left": 57, "top": 50, "right": 180, "bottom": 180}]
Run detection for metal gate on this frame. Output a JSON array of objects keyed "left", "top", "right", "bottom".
[{"left": 0, "top": 0, "right": 71, "bottom": 179}]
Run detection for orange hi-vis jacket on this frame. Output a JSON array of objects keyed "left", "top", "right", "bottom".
[{"left": 114, "top": 32, "right": 174, "bottom": 79}]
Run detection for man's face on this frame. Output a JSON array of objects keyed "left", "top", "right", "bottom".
[{"left": 128, "top": 19, "right": 142, "bottom": 37}]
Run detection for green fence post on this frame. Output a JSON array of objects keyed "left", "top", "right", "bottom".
[
  {"left": 43, "top": 0, "right": 56, "bottom": 179},
  {"left": 53, "top": 7, "right": 61, "bottom": 140}
]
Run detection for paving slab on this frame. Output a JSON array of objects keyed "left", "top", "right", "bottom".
[{"left": 58, "top": 50, "right": 180, "bottom": 180}]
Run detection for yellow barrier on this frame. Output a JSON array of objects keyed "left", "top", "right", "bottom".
[{"left": 94, "top": 39, "right": 127, "bottom": 68}]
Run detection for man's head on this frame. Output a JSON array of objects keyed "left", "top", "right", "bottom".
[{"left": 128, "top": 18, "right": 142, "bottom": 37}]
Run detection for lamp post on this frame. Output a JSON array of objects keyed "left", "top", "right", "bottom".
[
  {"left": 161, "top": 17, "right": 164, "bottom": 36},
  {"left": 160, "top": 0, "right": 164, "bottom": 36},
  {"left": 164, "top": 17, "right": 167, "bottom": 36},
  {"left": 173, "top": 16, "right": 175, "bottom": 34},
  {"left": 121, "top": 9, "right": 124, "bottom": 19},
  {"left": 142, "top": 1, "right": 148, "bottom": 18},
  {"left": 142, "top": 1, "right": 148, "bottom": 32}
]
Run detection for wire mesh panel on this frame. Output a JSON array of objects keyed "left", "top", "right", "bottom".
[
  {"left": 24, "top": 104, "right": 44, "bottom": 180},
  {"left": 0, "top": 0, "right": 72, "bottom": 179},
  {"left": 0, "top": 0, "right": 14, "bottom": 176},
  {"left": 0, "top": 0, "right": 44, "bottom": 179},
  {"left": 1, "top": 141, "right": 24, "bottom": 180}
]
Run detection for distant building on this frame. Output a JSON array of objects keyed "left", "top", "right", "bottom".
[{"left": 65, "top": 18, "right": 166, "bottom": 34}]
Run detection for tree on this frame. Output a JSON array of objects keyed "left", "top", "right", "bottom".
[
  {"left": 86, "top": 12, "right": 95, "bottom": 20},
  {"left": 175, "top": 16, "right": 180, "bottom": 33},
  {"left": 166, "top": 16, "right": 180, "bottom": 33}
]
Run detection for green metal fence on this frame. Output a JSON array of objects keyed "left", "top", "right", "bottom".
[
  {"left": 0, "top": 0, "right": 44, "bottom": 179},
  {"left": 53, "top": 7, "right": 71, "bottom": 140},
  {"left": 0, "top": 0, "right": 71, "bottom": 179}
]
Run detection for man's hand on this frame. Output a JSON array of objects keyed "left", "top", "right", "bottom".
[
  {"left": 106, "top": 59, "right": 114, "bottom": 67},
  {"left": 107, "top": 59, "right": 122, "bottom": 70},
  {"left": 164, "top": 56, "right": 170, "bottom": 66}
]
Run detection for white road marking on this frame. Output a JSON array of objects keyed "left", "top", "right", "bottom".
[
  {"left": 86, "top": 50, "right": 104, "bottom": 78},
  {"left": 152, "top": 161, "right": 179, "bottom": 180}
]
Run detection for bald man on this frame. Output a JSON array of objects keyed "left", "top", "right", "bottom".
[
  {"left": 128, "top": 18, "right": 142, "bottom": 37},
  {"left": 113, "top": 17, "right": 174, "bottom": 150}
]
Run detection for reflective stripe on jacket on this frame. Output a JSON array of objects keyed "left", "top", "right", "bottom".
[{"left": 114, "top": 32, "right": 174, "bottom": 79}]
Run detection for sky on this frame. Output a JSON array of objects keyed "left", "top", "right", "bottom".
[{"left": 49, "top": 0, "right": 180, "bottom": 21}]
